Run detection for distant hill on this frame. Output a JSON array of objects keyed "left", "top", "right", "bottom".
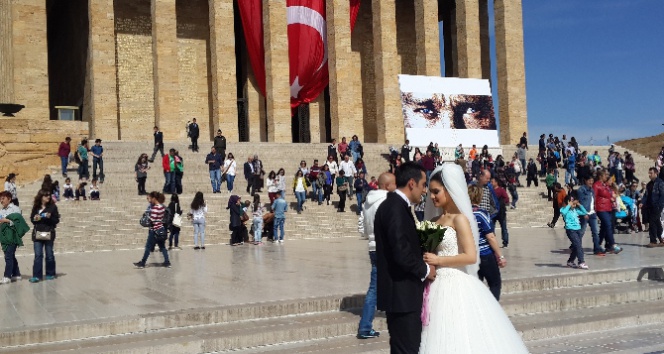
[{"left": 616, "top": 134, "right": 663, "bottom": 160}]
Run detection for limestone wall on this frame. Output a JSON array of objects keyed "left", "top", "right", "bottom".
[{"left": 0, "top": 119, "right": 90, "bottom": 184}]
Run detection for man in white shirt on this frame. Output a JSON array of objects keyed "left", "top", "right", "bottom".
[{"left": 339, "top": 154, "right": 357, "bottom": 199}]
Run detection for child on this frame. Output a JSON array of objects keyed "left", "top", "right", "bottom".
[
  {"left": 547, "top": 183, "right": 566, "bottom": 228},
  {"left": 89, "top": 178, "right": 100, "bottom": 200},
  {"left": 63, "top": 178, "right": 74, "bottom": 200},
  {"left": 252, "top": 194, "right": 264, "bottom": 245},
  {"left": 545, "top": 168, "right": 556, "bottom": 201},
  {"left": 560, "top": 194, "right": 589, "bottom": 269},
  {"left": 52, "top": 180, "right": 60, "bottom": 202},
  {"left": 75, "top": 181, "right": 87, "bottom": 201},
  {"left": 368, "top": 176, "right": 378, "bottom": 190}
]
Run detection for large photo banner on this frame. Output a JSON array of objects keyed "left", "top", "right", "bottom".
[{"left": 398, "top": 75, "right": 500, "bottom": 147}]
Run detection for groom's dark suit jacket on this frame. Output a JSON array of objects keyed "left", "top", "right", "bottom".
[{"left": 375, "top": 191, "right": 427, "bottom": 313}]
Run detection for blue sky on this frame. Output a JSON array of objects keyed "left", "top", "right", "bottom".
[{"left": 441, "top": 0, "right": 664, "bottom": 145}]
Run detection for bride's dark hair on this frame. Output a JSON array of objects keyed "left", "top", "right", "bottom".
[{"left": 429, "top": 171, "right": 444, "bottom": 186}]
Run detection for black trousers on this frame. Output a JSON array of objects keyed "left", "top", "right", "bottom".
[
  {"left": 478, "top": 254, "right": 502, "bottom": 301},
  {"left": 648, "top": 207, "right": 663, "bottom": 244},
  {"left": 338, "top": 192, "right": 347, "bottom": 211},
  {"left": 231, "top": 226, "right": 244, "bottom": 244},
  {"left": 191, "top": 137, "right": 199, "bottom": 151},
  {"left": 386, "top": 311, "right": 421, "bottom": 354},
  {"left": 550, "top": 205, "right": 561, "bottom": 226},
  {"left": 246, "top": 176, "right": 254, "bottom": 193},
  {"left": 137, "top": 177, "right": 147, "bottom": 194},
  {"left": 527, "top": 174, "right": 538, "bottom": 187}
]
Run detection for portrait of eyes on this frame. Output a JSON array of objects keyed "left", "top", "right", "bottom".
[
  {"left": 448, "top": 94, "right": 496, "bottom": 130},
  {"left": 401, "top": 92, "right": 496, "bottom": 130}
]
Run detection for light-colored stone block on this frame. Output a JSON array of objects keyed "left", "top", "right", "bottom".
[
  {"left": 263, "top": 0, "right": 291, "bottom": 143},
  {"left": 152, "top": 0, "right": 180, "bottom": 141}
]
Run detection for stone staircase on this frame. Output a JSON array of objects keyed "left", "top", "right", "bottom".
[
  {"left": 13, "top": 142, "right": 654, "bottom": 253},
  {"left": 3, "top": 266, "right": 664, "bottom": 353}
]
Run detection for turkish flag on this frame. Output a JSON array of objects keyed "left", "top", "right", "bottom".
[{"left": 287, "top": 0, "right": 328, "bottom": 108}]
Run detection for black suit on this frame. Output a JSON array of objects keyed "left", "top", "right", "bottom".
[
  {"left": 189, "top": 123, "right": 200, "bottom": 151},
  {"left": 243, "top": 162, "right": 254, "bottom": 193},
  {"left": 375, "top": 192, "right": 428, "bottom": 354}
]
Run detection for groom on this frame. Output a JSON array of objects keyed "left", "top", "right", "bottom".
[{"left": 375, "top": 162, "right": 435, "bottom": 354}]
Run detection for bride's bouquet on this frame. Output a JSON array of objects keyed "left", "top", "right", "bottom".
[
  {"left": 417, "top": 220, "right": 446, "bottom": 327},
  {"left": 417, "top": 220, "right": 446, "bottom": 253}
]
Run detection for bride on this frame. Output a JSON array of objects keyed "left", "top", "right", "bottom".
[{"left": 419, "top": 164, "right": 528, "bottom": 353}]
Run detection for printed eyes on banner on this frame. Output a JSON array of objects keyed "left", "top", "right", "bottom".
[
  {"left": 449, "top": 95, "right": 496, "bottom": 130},
  {"left": 401, "top": 93, "right": 447, "bottom": 129}
]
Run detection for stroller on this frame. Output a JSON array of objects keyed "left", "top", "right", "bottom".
[{"left": 614, "top": 195, "right": 636, "bottom": 234}]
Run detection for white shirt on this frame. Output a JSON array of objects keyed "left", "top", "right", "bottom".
[
  {"left": 339, "top": 160, "right": 357, "bottom": 176},
  {"left": 223, "top": 159, "right": 237, "bottom": 176},
  {"left": 190, "top": 206, "right": 207, "bottom": 220},
  {"left": 325, "top": 161, "right": 339, "bottom": 175},
  {"left": 295, "top": 178, "right": 305, "bottom": 192}
]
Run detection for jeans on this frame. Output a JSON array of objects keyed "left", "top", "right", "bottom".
[
  {"left": 295, "top": 191, "right": 306, "bottom": 212},
  {"left": 358, "top": 251, "right": 377, "bottom": 334},
  {"left": 648, "top": 207, "right": 663, "bottom": 244},
  {"left": 492, "top": 215, "right": 509, "bottom": 246},
  {"left": 520, "top": 159, "right": 526, "bottom": 174},
  {"left": 78, "top": 159, "right": 89, "bottom": 179},
  {"left": 352, "top": 151, "right": 360, "bottom": 163},
  {"left": 478, "top": 254, "right": 502, "bottom": 301},
  {"left": 280, "top": 190, "right": 286, "bottom": 198},
  {"left": 615, "top": 170, "right": 624, "bottom": 186},
  {"left": 253, "top": 217, "right": 263, "bottom": 242},
  {"left": 597, "top": 211, "right": 616, "bottom": 249},
  {"left": 356, "top": 192, "right": 364, "bottom": 212},
  {"left": 141, "top": 229, "right": 169, "bottom": 264},
  {"left": 508, "top": 188, "right": 518, "bottom": 207},
  {"left": 565, "top": 168, "right": 576, "bottom": 186},
  {"left": 345, "top": 176, "right": 354, "bottom": 196},
  {"left": 3, "top": 244, "right": 20, "bottom": 278},
  {"left": 175, "top": 172, "right": 183, "bottom": 194},
  {"left": 193, "top": 218, "right": 206, "bottom": 246},
  {"left": 92, "top": 158, "right": 104, "bottom": 180},
  {"left": 580, "top": 214, "right": 602, "bottom": 253},
  {"left": 33, "top": 240, "right": 56, "bottom": 278},
  {"left": 566, "top": 228, "right": 585, "bottom": 264},
  {"left": 273, "top": 217, "right": 285, "bottom": 241},
  {"left": 226, "top": 174, "right": 235, "bottom": 191},
  {"left": 209, "top": 169, "right": 221, "bottom": 192},
  {"left": 169, "top": 229, "right": 180, "bottom": 247},
  {"left": 163, "top": 172, "right": 175, "bottom": 194},
  {"left": 60, "top": 156, "right": 68, "bottom": 175},
  {"left": 312, "top": 183, "right": 322, "bottom": 203}
]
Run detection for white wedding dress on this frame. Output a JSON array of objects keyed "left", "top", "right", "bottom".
[{"left": 419, "top": 227, "right": 529, "bottom": 354}]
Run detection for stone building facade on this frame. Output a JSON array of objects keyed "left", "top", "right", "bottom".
[{"left": 0, "top": 0, "right": 527, "bottom": 145}]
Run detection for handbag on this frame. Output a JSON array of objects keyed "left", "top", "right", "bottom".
[
  {"left": 140, "top": 209, "right": 152, "bottom": 228},
  {"left": 154, "top": 227, "right": 168, "bottom": 242},
  {"left": 338, "top": 183, "right": 348, "bottom": 193},
  {"left": 33, "top": 224, "right": 53, "bottom": 241},
  {"left": 172, "top": 203, "right": 182, "bottom": 228}
]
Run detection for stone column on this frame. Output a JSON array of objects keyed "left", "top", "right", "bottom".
[
  {"left": 308, "top": 95, "right": 325, "bottom": 143},
  {"left": 209, "top": 0, "right": 238, "bottom": 141},
  {"left": 12, "top": 0, "right": 50, "bottom": 119},
  {"left": 86, "top": 0, "right": 118, "bottom": 140},
  {"left": 262, "top": 0, "right": 291, "bottom": 142},
  {"left": 479, "top": 0, "right": 492, "bottom": 81},
  {"left": 494, "top": 0, "right": 528, "bottom": 145},
  {"left": 414, "top": 0, "right": 440, "bottom": 76},
  {"left": 372, "top": 0, "right": 404, "bottom": 144},
  {"left": 246, "top": 65, "right": 267, "bottom": 142},
  {"left": 455, "top": 0, "right": 482, "bottom": 78},
  {"left": 326, "top": 0, "right": 362, "bottom": 142},
  {"left": 151, "top": 0, "right": 180, "bottom": 140},
  {"left": 0, "top": 0, "right": 14, "bottom": 103}
]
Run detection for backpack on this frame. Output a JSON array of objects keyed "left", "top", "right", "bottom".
[
  {"left": 161, "top": 205, "right": 174, "bottom": 228},
  {"left": 74, "top": 149, "right": 82, "bottom": 164}
]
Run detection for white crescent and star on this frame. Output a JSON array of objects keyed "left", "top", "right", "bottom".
[{"left": 287, "top": 5, "right": 327, "bottom": 99}]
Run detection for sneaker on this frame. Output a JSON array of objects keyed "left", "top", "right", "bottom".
[
  {"left": 646, "top": 243, "right": 659, "bottom": 248},
  {"left": 28, "top": 277, "right": 40, "bottom": 283},
  {"left": 279, "top": 240, "right": 284, "bottom": 243},
  {"left": 578, "top": 263, "right": 589, "bottom": 270},
  {"left": 194, "top": 246, "right": 200, "bottom": 250},
  {"left": 357, "top": 330, "right": 381, "bottom": 339},
  {"left": 45, "top": 275, "right": 56, "bottom": 280},
  {"left": 163, "top": 262, "right": 172, "bottom": 268},
  {"left": 175, "top": 246, "right": 181, "bottom": 250},
  {"left": 612, "top": 246, "right": 623, "bottom": 254},
  {"left": 133, "top": 262, "right": 145, "bottom": 269},
  {"left": 168, "top": 246, "right": 173, "bottom": 250},
  {"left": 11, "top": 275, "right": 21, "bottom": 281},
  {"left": 566, "top": 262, "right": 577, "bottom": 268},
  {"left": 0, "top": 277, "right": 10, "bottom": 284},
  {"left": 201, "top": 246, "right": 206, "bottom": 250}
]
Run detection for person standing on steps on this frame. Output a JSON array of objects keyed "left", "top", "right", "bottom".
[
  {"left": 162, "top": 149, "right": 176, "bottom": 195},
  {"left": 90, "top": 139, "right": 104, "bottom": 182},
  {"left": 594, "top": 169, "right": 623, "bottom": 254},
  {"left": 135, "top": 154, "right": 150, "bottom": 195},
  {"left": 644, "top": 167, "right": 664, "bottom": 248},
  {"left": 167, "top": 194, "right": 182, "bottom": 250},
  {"left": 77, "top": 139, "right": 90, "bottom": 181},
  {"left": 222, "top": 153, "right": 237, "bottom": 193},
  {"left": 213, "top": 129, "right": 227, "bottom": 160},
  {"left": 149, "top": 126, "right": 164, "bottom": 162},
  {"left": 206, "top": 147, "right": 223, "bottom": 194},
  {"left": 251, "top": 154, "right": 264, "bottom": 196},
  {"left": 374, "top": 162, "right": 435, "bottom": 353},
  {"left": 547, "top": 183, "right": 565, "bottom": 228},
  {"left": 356, "top": 172, "right": 396, "bottom": 340},
  {"left": 244, "top": 156, "right": 254, "bottom": 194},
  {"left": 189, "top": 192, "right": 207, "bottom": 250},
  {"left": 0, "top": 191, "right": 27, "bottom": 285},
  {"left": 578, "top": 177, "right": 604, "bottom": 255},
  {"left": 28, "top": 189, "right": 60, "bottom": 283},
  {"left": 58, "top": 137, "right": 71, "bottom": 178},
  {"left": 173, "top": 150, "right": 184, "bottom": 195},
  {"left": 4, "top": 174, "right": 18, "bottom": 207},
  {"left": 188, "top": 118, "right": 200, "bottom": 152},
  {"left": 271, "top": 193, "right": 288, "bottom": 243}
]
